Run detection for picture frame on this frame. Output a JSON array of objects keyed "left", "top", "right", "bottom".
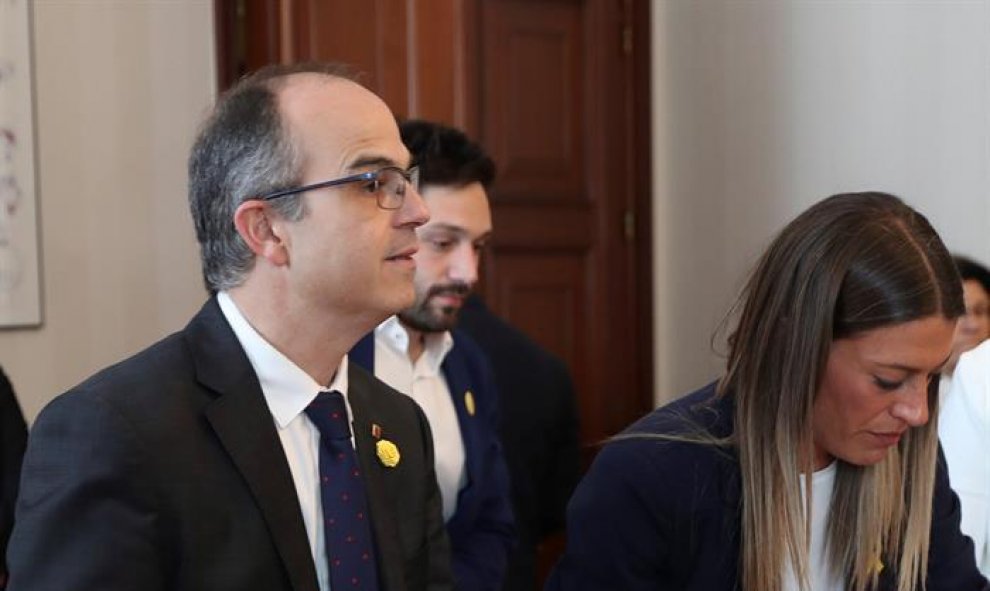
[{"left": 0, "top": 0, "right": 42, "bottom": 328}]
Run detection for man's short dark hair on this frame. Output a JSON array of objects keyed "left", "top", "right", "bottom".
[
  {"left": 188, "top": 62, "right": 356, "bottom": 292},
  {"left": 399, "top": 120, "right": 495, "bottom": 190},
  {"left": 954, "top": 254, "right": 990, "bottom": 296}
]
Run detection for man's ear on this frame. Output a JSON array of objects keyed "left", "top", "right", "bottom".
[{"left": 233, "top": 200, "right": 290, "bottom": 266}]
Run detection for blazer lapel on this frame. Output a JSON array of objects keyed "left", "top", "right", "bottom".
[
  {"left": 185, "top": 299, "right": 319, "bottom": 591},
  {"left": 348, "top": 365, "right": 407, "bottom": 591},
  {"left": 441, "top": 345, "right": 480, "bottom": 497},
  {"left": 350, "top": 333, "right": 375, "bottom": 371}
]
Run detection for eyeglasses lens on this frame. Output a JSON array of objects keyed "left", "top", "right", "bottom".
[{"left": 377, "top": 168, "right": 417, "bottom": 210}]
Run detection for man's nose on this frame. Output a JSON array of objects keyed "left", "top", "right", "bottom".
[
  {"left": 448, "top": 244, "right": 479, "bottom": 286},
  {"left": 397, "top": 184, "right": 430, "bottom": 228}
]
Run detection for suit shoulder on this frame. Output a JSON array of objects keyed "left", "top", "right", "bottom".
[
  {"left": 601, "top": 382, "right": 736, "bottom": 477},
  {"left": 33, "top": 330, "right": 198, "bottom": 437},
  {"left": 58, "top": 332, "right": 190, "bottom": 402},
  {"left": 629, "top": 382, "right": 731, "bottom": 435}
]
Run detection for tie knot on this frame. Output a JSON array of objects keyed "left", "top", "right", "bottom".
[{"left": 305, "top": 390, "right": 352, "bottom": 442}]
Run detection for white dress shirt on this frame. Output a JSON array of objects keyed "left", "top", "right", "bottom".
[
  {"left": 940, "top": 340, "right": 990, "bottom": 576},
  {"left": 217, "top": 291, "right": 350, "bottom": 591},
  {"left": 373, "top": 315, "right": 467, "bottom": 521}
]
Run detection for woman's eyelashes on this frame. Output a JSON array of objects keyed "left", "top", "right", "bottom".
[{"left": 874, "top": 376, "right": 904, "bottom": 391}]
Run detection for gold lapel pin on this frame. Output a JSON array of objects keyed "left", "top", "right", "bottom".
[
  {"left": 870, "top": 556, "right": 884, "bottom": 574},
  {"left": 376, "top": 439, "right": 400, "bottom": 468},
  {"left": 464, "top": 391, "right": 476, "bottom": 416}
]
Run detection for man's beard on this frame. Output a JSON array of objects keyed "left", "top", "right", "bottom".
[{"left": 398, "top": 281, "right": 471, "bottom": 333}]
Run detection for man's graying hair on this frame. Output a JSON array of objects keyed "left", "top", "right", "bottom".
[{"left": 188, "top": 62, "right": 357, "bottom": 292}]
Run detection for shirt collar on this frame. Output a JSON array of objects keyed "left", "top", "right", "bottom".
[
  {"left": 375, "top": 315, "right": 453, "bottom": 376},
  {"left": 216, "top": 291, "right": 349, "bottom": 429}
]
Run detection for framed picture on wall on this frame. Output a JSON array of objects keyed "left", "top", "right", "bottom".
[{"left": 0, "top": 0, "right": 42, "bottom": 328}]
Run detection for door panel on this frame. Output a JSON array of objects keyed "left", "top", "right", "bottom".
[
  {"left": 481, "top": 0, "right": 585, "bottom": 202},
  {"left": 476, "top": 0, "right": 650, "bottom": 445},
  {"left": 291, "top": 1, "right": 411, "bottom": 116}
]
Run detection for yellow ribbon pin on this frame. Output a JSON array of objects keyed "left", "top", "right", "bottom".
[
  {"left": 376, "top": 439, "right": 400, "bottom": 468},
  {"left": 464, "top": 391, "right": 476, "bottom": 416},
  {"left": 870, "top": 556, "right": 884, "bottom": 574}
]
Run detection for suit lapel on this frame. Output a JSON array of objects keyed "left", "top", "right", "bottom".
[
  {"left": 351, "top": 333, "right": 375, "bottom": 370},
  {"left": 185, "top": 299, "right": 319, "bottom": 591},
  {"left": 348, "top": 365, "right": 406, "bottom": 591},
  {"left": 441, "top": 344, "right": 480, "bottom": 496}
]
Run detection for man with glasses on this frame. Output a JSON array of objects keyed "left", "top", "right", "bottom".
[
  {"left": 351, "top": 120, "right": 515, "bottom": 591},
  {"left": 8, "top": 64, "right": 454, "bottom": 591}
]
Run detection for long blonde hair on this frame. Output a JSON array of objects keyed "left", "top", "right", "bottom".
[{"left": 720, "top": 193, "right": 962, "bottom": 591}]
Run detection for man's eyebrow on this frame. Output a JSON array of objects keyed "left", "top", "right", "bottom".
[
  {"left": 422, "top": 225, "right": 493, "bottom": 242},
  {"left": 421, "top": 223, "right": 468, "bottom": 236},
  {"left": 346, "top": 155, "right": 406, "bottom": 171}
]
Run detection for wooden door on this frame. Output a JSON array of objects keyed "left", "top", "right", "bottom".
[
  {"left": 215, "top": 0, "right": 653, "bottom": 582},
  {"left": 472, "top": 0, "right": 653, "bottom": 448},
  {"left": 217, "top": 0, "right": 479, "bottom": 126}
]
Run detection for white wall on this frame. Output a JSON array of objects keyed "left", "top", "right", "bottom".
[
  {"left": 8, "top": 0, "right": 989, "bottom": 418},
  {"left": 652, "top": 1, "right": 990, "bottom": 404},
  {"left": 0, "top": 0, "right": 215, "bottom": 421}
]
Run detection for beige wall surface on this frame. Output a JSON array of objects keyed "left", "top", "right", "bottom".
[
  {"left": 0, "top": 0, "right": 216, "bottom": 421},
  {"left": 12, "top": 0, "right": 990, "bottom": 421},
  {"left": 652, "top": 0, "right": 990, "bottom": 405}
]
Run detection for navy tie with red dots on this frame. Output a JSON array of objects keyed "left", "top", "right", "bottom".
[{"left": 305, "top": 391, "right": 380, "bottom": 590}]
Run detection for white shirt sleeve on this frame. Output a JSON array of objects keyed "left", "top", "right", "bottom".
[{"left": 940, "top": 340, "right": 990, "bottom": 576}]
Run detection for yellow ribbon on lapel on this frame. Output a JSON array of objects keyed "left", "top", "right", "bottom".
[
  {"left": 870, "top": 556, "right": 884, "bottom": 574},
  {"left": 376, "top": 439, "right": 400, "bottom": 468},
  {"left": 464, "top": 390, "right": 476, "bottom": 416}
]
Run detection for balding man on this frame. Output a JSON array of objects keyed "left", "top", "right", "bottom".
[{"left": 8, "top": 64, "right": 453, "bottom": 591}]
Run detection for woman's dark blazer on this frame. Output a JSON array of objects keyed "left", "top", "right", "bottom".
[{"left": 546, "top": 382, "right": 989, "bottom": 590}]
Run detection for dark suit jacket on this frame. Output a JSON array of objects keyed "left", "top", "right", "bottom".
[
  {"left": 0, "top": 368, "right": 26, "bottom": 587},
  {"left": 456, "top": 295, "right": 580, "bottom": 591},
  {"left": 547, "top": 382, "right": 990, "bottom": 591},
  {"left": 352, "top": 329, "right": 515, "bottom": 591},
  {"left": 7, "top": 299, "right": 454, "bottom": 591}
]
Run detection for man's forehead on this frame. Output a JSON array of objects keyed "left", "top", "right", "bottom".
[
  {"left": 275, "top": 74, "right": 409, "bottom": 170},
  {"left": 276, "top": 74, "right": 368, "bottom": 121},
  {"left": 419, "top": 184, "right": 493, "bottom": 237}
]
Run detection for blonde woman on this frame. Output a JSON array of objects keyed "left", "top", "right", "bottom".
[{"left": 547, "top": 193, "right": 986, "bottom": 591}]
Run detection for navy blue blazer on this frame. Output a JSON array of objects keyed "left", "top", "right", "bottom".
[
  {"left": 457, "top": 295, "right": 580, "bottom": 591},
  {"left": 352, "top": 329, "right": 516, "bottom": 591},
  {"left": 547, "top": 382, "right": 989, "bottom": 591}
]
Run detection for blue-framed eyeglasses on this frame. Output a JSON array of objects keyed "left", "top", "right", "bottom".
[{"left": 257, "top": 166, "right": 420, "bottom": 210}]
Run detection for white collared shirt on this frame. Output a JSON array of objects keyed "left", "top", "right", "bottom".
[
  {"left": 373, "top": 315, "right": 466, "bottom": 521},
  {"left": 217, "top": 291, "right": 349, "bottom": 591}
]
